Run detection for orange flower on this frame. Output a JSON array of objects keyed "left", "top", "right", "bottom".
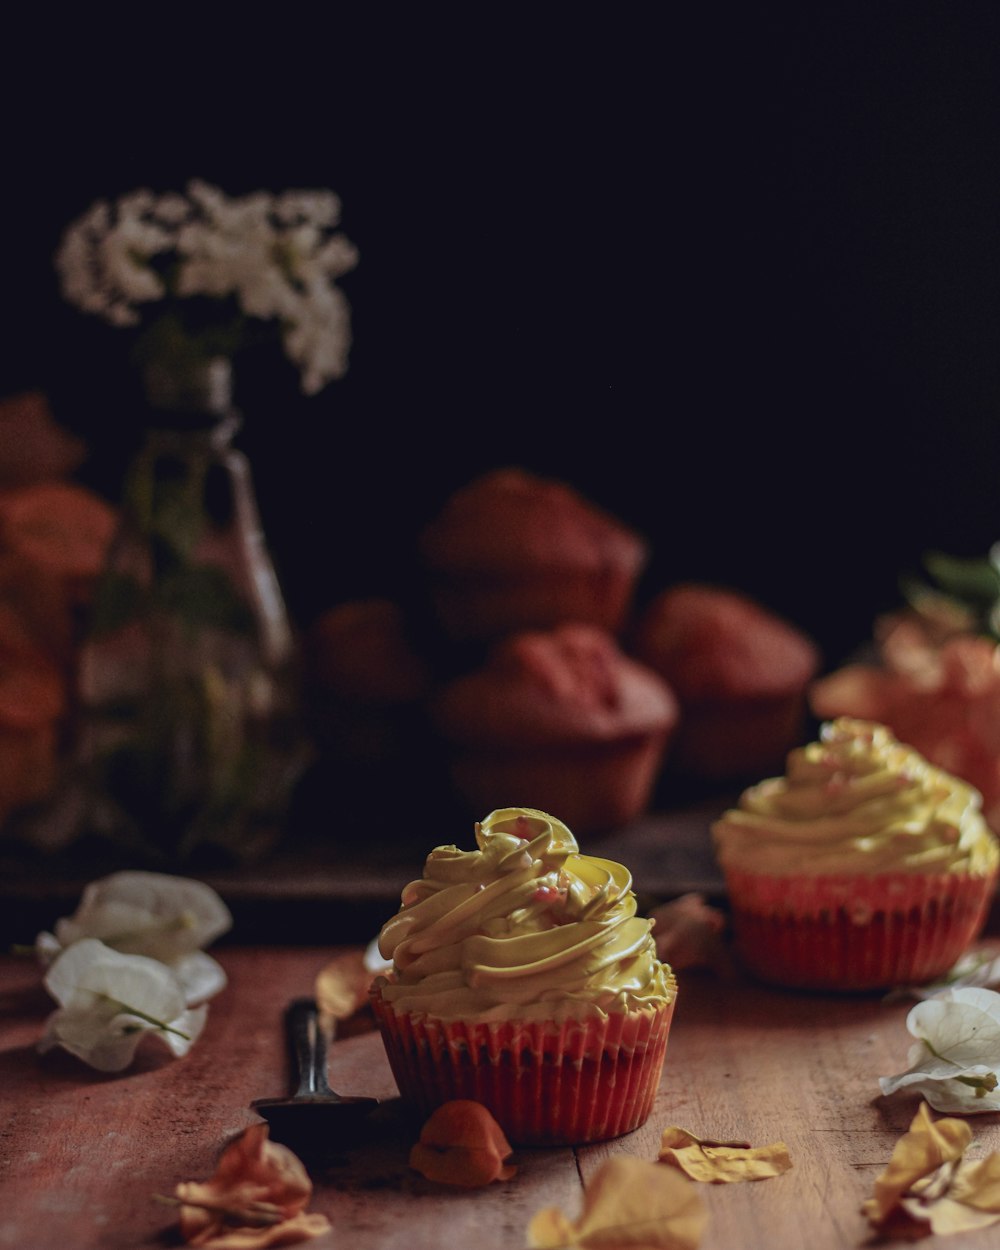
[
  {"left": 174, "top": 1123, "right": 331, "bottom": 1249},
  {"left": 811, "top": 632, "right": 1000, "bottom": 829},
  {"left": 410, "top": 1100, "right": 516, "bottom": 1187}
]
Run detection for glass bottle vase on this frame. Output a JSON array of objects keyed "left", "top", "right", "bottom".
[{"left": 63, "top": 358, "right": 310, "bottom": 863}]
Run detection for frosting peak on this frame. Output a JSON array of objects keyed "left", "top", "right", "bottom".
[
  {"left": 712, "top": 717, "right": 1000, "bottom": 877},
  {"left": 376, "top": 807, "right": 674, "bottom": 1022}
]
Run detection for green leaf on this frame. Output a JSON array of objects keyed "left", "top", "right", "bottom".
[{"left": 923, "top": 551, "right": 1000, "bottom": 606}]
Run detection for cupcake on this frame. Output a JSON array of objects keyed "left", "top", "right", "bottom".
[
  {"left": 370, "top": 806, "right": 677, "bottom": 1146},
  {"left": 418, "top": 468, "right": 648, "bottom": 642},
  {"left": 431, "top": 623, "right": 680, "bottom": 835},
  {"left": 712, "top": 718, "right": 1000, "bottom": 991},
  {"left": 631, "top": 582, "right": 820, "bottom": 783}
]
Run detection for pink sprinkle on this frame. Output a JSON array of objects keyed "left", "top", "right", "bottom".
[
  {"left": 513, "top": 816, "right": 533, "bottom": 840},
  {"left": 532, "top": 886, "right": 564, "bottom": 906}
]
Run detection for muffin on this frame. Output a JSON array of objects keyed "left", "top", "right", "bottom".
[
  {"left": 431, "top": 623, "right": 680, "bottom": 835},
  {"left": 631, "top": 582, "right": 821, "bottom": 782},
  {"left": 304, "top": 598, "right": 432, "bottom": 762},
  {"left": 370, "top": 806, "right": 677, "bottom": 1146},
  {"left": 712, "top": 717, "right": 1000, "bottom": 991},
  {"left": 418, "top": 468, "right": 648, "bottom": 642}
]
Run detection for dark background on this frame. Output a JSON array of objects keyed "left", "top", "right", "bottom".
[{"left": 5, "top": 5, "right": 1000, "bottom": 671}]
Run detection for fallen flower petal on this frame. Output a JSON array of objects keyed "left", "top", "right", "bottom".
[
  {"left": 949, "top": 1150, "right": 1000, "bottom": 1212},
  {"left": 527, "top": 1156, "right": 706, "bottom": 1249},
  {"left": 863, "top": 1101, "right": 971, "bottom": 1228},
  {"left": 39, "top": 938, "right": 205, "bottom": 1071},
  {"left": 172, "top": 951, "right": 229, "bottom": 1006},
  {"left": 37, "top": 870, "right": 233, "bottom": 965},
  {"left": 879, "top": 987, "right": 1000, "bottom": 1112},
  {"left": 314, "top": 950, "right": 373, "bottom": 1024},
  {"left": 902, "top": 1196, "right": 1000, "bottom": 1238},
  {"left": 410, "top": 1100, "right": 516, "bottom": 1187},
  {"left": 174, "top": 1122, "right": 331, "bottom": 1248},
  {"left": 649, "top": 894, "right": 726, "bottom": 972},
  {"left": 864, "top": 1102, "right": 1000, "bottom": 1237},
  {"left": 658, "top": 1126, "right": 792, "bottom": 1183}
]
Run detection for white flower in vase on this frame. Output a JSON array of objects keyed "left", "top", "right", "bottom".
[{"left": 54, "top": 178, "right": 359, "bottom": 395}]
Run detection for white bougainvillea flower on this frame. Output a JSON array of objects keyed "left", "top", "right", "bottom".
[
  {"left": 54, "top": 180, "right": 359, "bottom": 397},
  {"left": 40, "top": 938, "right": 207, "bottom": 1072},
  {"left": 35, "top": 871, "right": 232, "bottom": 1006},
  {"left": 888, "top": 949, "right": 1000, "bottom": 1002},
  {"left": 880, "top": 987, "right": 1000, "bottom": 1112}
]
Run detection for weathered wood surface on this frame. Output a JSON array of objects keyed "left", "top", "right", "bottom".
[{"left": 4, "top": 945, "right": 1000, "bottom": 1249}]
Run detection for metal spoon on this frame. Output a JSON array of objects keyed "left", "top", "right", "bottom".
[{"left": 251, "top": 997, "right": 379, "bottom": 1147}]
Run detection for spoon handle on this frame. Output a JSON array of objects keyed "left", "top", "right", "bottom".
[{"left": 286, "top": 997, "right": 334, "bottom": 1098}]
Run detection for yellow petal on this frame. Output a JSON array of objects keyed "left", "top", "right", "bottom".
[
  {"left": 659, "top": 1128, "right": 750, "bottom": 1151},
  {"left": 657, "top": 1126, "right": 790, "bottom": 1183},
  {"left": 903, "top": 1194, "right": 1000, "bottom": 1237},
  {"left": 314, "top": 950, "right": 373, "bottom": 1023},
  {"left": 950, "top": 1152, "right": 1000, "bottom": 1213},
  {"left": 528, "top": 1209, "right": 578, "bottom": 1249},
  {"left": 526, "top": 1157, "right": 706, "bottom": 1250},
  {"left": 863, "top": 1102, "right": 973, "bottom": 1227}
]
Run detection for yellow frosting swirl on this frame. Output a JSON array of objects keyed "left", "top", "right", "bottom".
[
  {"left": 712, "top": 718, "right": 1000, "bottom": 877},
  {"left": 376, "top": 807, "right": 675, "bottom": 1022}
]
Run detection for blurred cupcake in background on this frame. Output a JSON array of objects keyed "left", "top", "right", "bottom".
[
  {"left": 418, "top": 468, "right": 648, "bottom": 643},
  {"left": 712, "top": 717, "right": 1000, "bottom": 991},
  {"left": 631, "top": 582, "right": 821, "bottom": 784},
  {"left": 431, "top": 623, "right": 679, "bottom": 835}
]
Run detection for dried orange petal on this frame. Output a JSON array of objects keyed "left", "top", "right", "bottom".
[
  {"left": 410, "top": 1100, "right": 516, "bottom": 1187},
  {"left": 175, "top": 1123, "right": 330, "bottom": 1248}
]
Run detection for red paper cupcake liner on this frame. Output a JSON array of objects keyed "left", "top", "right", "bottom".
[
  {"left": 724, "top": 866, "right": 998, "bottom": 991},
  {"left": 370, "top": 986, "right": 676, "bottom": 1146}
]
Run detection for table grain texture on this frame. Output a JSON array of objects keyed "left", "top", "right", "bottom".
[{"left": 5, "top": 943, "right": 1000, "bottom": 1249}]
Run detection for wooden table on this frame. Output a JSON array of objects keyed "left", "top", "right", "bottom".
[{"left": 5, "top": 943, "right": 1000, "bottom": 1249}]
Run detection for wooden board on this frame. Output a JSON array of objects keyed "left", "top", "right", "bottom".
[
  {"left": 0, "top": 798, "right": 732, "bottom": 947},
  {"left": 4, "top": 945, "right": 1000, "bottom": 1248}
]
